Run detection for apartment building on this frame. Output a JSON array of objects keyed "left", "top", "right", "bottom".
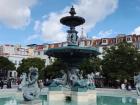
[
  {"left": 0, "top": 44, "right": 29, "bottom": 79},
  {"left": 95, "top": 34, "right": 140, "bottom": 58},
  {"left": 0, "top": 44, "right": 29, "bottom": 69},
  {"left": 44, "top": 34, "right": 140, "bottom": 59}
]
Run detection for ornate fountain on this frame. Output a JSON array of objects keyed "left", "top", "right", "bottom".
[{"left": 45, "top": 6, "right": 99, "bottom": 90}]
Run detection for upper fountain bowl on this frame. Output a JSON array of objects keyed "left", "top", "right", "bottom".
[
  {"left": 60, "top": 6, "right": 85, "bottom": 27},
  {"left": 60, "top": 16, "right": 85, "bottom": 27}
]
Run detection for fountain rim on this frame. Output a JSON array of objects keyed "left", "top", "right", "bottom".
[
  {"left": 60, "top": 16, "right": 85, "bottom": 27},
  {"left": 45, "top": 46, "right": 100, "bottom": 57}
]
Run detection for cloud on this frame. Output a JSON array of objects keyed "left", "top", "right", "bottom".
[
  {"left": 92, "top": 29, "right": 113, "bottom": 39},
  {"left": 74, "top": 0, "right": 118, "bottom": 32},
  {"left": 34, "top": 20, "right": 41, "bottom": 32},
  {"left": 33, "top": 0, "right": 118, "bottom": 42},
  {"left": 0, "top": 0, "right": 37, "bottom": 28},
  {"left": 27, "top": 34, "right": 39, "bottom": 41},
  {"left": 132, "top": 26, "right": 140, "bottom": 35}
]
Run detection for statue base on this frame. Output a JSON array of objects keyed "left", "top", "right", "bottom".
[
  {"left": 71, "top": 91, "right": 88, "bottom": 102},
  {"left": 71, "top": 87, "right": 87, "bottom": 92},
  {"left": 48, "top": 91, "right": 65, "bottom": 101},
  {"left": 48, "top": 86, "right": 63, "bottom": 91},
  {"left": 87, "top": 90, "right": 96, "bottom": 103}
]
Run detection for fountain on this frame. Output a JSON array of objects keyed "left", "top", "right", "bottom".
[
  {"left": 0, "top": 6, "right": 139, "bottom": 105},
  {"left": 45, "top": 6, "right": 100, "bottom": 103}
]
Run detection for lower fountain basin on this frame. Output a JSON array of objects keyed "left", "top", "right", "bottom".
[{"left": 0, "top": 88, "right": 139, "bottom": 105}]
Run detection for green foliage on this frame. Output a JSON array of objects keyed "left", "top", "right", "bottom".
[
  {"left": 44, "top": 59, "right": 68, "bottom": 79},
  {"left": 0, "top": 56, "right": 15, "bottom": 70},
  {"left": 44, "top": 57, "right": 102, "bottom": 79},
  {"left": 102, "top": 42, "right": 140, "bottom": 80},
  {"left": 80, "top": 57, "right": 102, "bottom": 75},
  {"left": 17, "top": 58, "right": 45, "bottom": 79}
]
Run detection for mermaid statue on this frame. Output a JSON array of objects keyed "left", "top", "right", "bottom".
[{"left": 18, "top": 67, "right": 40, "bottom": 101}]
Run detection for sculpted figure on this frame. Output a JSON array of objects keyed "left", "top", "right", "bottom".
[
  {"left": 18, "top": 67, "right": 39, "bottom": 101},
  {"left": 70, "top": 33, "right": 78, "bottom": 44},
  {"left": 134, "top": 73, "right": 140, "bottom": 96},
  {"left": 18, "top": 73, "right": 27, "bottom": 91},
  {"left": 70, "top": 69, "right": 87, "bottom": 88},
  {"left": 87, "top": 72, "right": 95, "bottom": 89},
  {"left": 49, "top": 70, "right": 67, "bottom": 87}
]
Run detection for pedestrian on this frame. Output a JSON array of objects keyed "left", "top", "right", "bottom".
[
  {"left": 0, "top": 80, "right": 4, "bottom": 89},
  {"left": 126, "top": 83, "right": 132, "bottom": 91},
  {"left": 121, "top": 83, "right": 126, "bottom": 90},
  {"left": 0, "top": 80, "right": 1, "bottom": 89},
  {"left": 38, "top": 80, "right": 44, "bottom": 92},
  {"left": 7, "top": 79, "right": 11, "bottom": 88}
]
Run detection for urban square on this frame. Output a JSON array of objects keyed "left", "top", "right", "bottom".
[{"left": 0, "top": 0, "right": 140, "bottom": 105}]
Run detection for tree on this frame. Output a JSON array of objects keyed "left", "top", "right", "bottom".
[
  {"left": 79, "top": 57, "right": 102, "bottom": 76},
  {"left": 44, "top": 57, "right": 102, "bottom": 79},
  {"left": 17, "top": 58, "right": 45, "bottom": 79},
  {"left": 44, "top": 59, "right": 68, "bottom": 79},
  {"left": 102, "top": 42, "right": 140, "bottom": 80},
  {"left": 0, "top": 56, "right": 15, "bottom": 70},
  {"left": 0, "top": 56, "right": 15, "bottom": 79}
]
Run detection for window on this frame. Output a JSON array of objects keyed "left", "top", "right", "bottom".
[
  {"left": 10, "top": 72, "right": 12, "bottom": 77},
  {"left": 127, "top": 37, "right": 131, "bottom": 41},
  {"left": 38, "top": 51, "right": 40, "bottom": 55},
  {"left": 14, "top": 72, "right": 16, "bottom": 77},
  {"left": 102, "top": 40, "right": 106, "bottom": 43}
]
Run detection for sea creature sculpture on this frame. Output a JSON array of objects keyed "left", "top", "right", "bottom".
[
  {"left": 87, "top": 72, "right": 95, "bottom": 89},
  {"left": 49, "top": 70, "right": 67, "bottom": 87},
  {"left": 18, "top": 67, "right": 39, "bottom": 101},
  {"left": 70, "top": 69, "right": 88, "bottom": 88},
  {"left": 18, "top": 73, "right": 27, "bottom": 91}
]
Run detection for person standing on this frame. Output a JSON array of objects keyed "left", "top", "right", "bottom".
[
  {"left": 38, "top": 80, "right": 44, "bottom": 92},
  {"left": 121, "top": 83, "right": 126, "bottom": 90},
  {"left": 7, "top": 79, "right": 11, "bottom": 88},
  {"left": 0, "top": 80, "right": 4, "bottom": 89}
]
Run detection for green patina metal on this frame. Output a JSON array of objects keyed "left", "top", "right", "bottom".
[
  {"left": 48, "top": 86, "right": 63, "bottom": 91},
  {"left": 71, "top": 87, "right": 87, "bottom": 92},
  {"left": 45, "top": 46, "right": 99, "bottom": 58},
  {"left": 45, "top": 46, "right": 99, "bottom": 66},
  {"left": 45, "top": 6, "right": 100, "bottom": 91}
]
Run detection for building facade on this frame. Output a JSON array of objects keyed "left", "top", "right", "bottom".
[{"left": 1, "top": 34, "right": 140, "bottom": 79}]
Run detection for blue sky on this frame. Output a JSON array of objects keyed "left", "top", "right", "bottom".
[{"left": 0, "top": 0, "right": 140, "bottom": 45}]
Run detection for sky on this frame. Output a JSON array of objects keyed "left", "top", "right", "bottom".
[{"left": 0, "top": 0, "right": 140, "bottom": 45}]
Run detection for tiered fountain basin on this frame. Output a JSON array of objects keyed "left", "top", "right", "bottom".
[{"left": 45, "top": 46, "right": 100, "bottom": 65}]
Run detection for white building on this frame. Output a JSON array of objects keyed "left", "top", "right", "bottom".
[
  {"left": 0, "top": 44, "right": 29, "bottom": 69},
  {"left": 32, "top": 44, "right": 51, "bottom": 66}
]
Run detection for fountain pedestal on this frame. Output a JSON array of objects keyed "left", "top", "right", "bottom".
[
  {"left": 88, "top": 90, "right": 96, "bottom": 103},
  {"left": 71, "top": 90, "right": 96, "bottom": 102},
  {"left": 71, "top": 91, "right": 88, "bottom": 102},
  {"left": 47, "top": 88, "right": 96, "bottom": 103},
  {"left": 48, "top": 91, "right": 65, "bottom": 101}
]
